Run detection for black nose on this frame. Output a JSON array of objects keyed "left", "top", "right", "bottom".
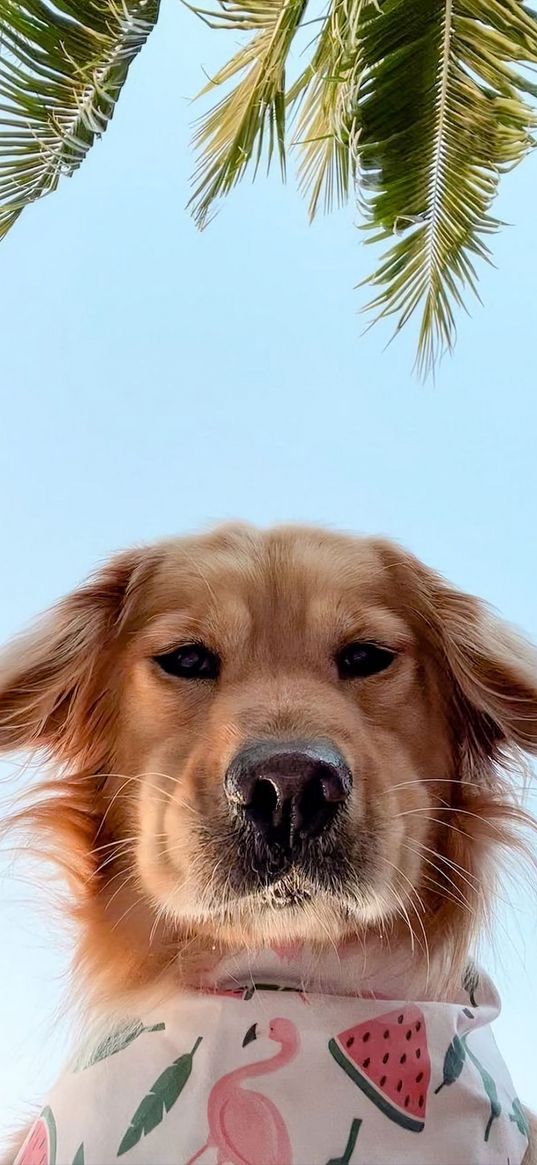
[{"left": 224, "top": 740, "right": 352, "bottom": 849}]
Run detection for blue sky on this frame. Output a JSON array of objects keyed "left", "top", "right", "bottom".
[{"left": 1, "top": 0, "right": 537, "bottom": 1145}]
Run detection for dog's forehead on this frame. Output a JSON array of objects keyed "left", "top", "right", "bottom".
[{"left": 139, "top": 526, "right": 407, "bottom": 635}]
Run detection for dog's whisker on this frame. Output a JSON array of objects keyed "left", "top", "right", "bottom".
[
  {"left": 306, "top": 900, "right": 341, "bottom": 960},
  {"left": 95, "top": 772, "right": 196, "bottom": 836},
  {"left": 88, "top": 836, "right": 140, "bottom": 857},
  {"left": 109, "top": 893, "right": 145, "bottom": 933},
  {"left": 393, "top": 809, "right": 497, "bottom": 844},
  {"left": 401, "top": 842, "right": 476, "bottom": 913},
  {"left": 94, "top": 848, "right": 136, "bottom": 878},
  {"left": 95, "top": 775, "right": 143, "bottom": 835},
  {"left": 105, "top": 871, "right": 139, "bottom": 912},
  {"left": 416, "top": 872, "right": 476, "bottom": 916},
  {"left": 402, "top": 840, "right": 520, "bottom": 952},
  {"left": 98, "top": 863, "right": 140, "bottom": 892},
  {"left": 388, "top": 777, "right": 481, "bottom": 793},
  {"left": 404, "top": 838, "right": 481, "bottom": 896},
  {"left": 414, "top": 844, "right": 481, "bottom": 887},
  {"left": 382, "top": 855, "right": 428, "bottom": 917},
  {"left": 394, "top": 805, "right": 517, "bottom": 832},
  {"left": 149, "top": 903, "right": 167, "bottom": 949},
  {"left": 382, "top": 858, "right": 431, "bottom": 984},
  {"left": 386, "top": 886, "right": 417, "bottom": 958}
]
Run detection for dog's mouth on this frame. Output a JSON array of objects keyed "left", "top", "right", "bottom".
[
  {"left": 158, "top": 796, "right": 382, "bottom": 932},
  {"left": 259, "top": 872, "right": 315, "bottom": 909},
  {"left": 201, "top": 813, "right": 369, "bottom": 911},
  {"left": 237, "top": 835, "right": 341, "bottom": 890}
]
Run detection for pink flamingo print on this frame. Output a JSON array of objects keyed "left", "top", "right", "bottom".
[{"left": 186, "top": 1017, "right": 299, "bottom": 1165}]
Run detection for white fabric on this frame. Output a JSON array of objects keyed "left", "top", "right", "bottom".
[{"left": 13, "top": 945, "right": 529, "bottom": 1165}]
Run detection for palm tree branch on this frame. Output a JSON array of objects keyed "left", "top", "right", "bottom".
[
  {"left": 356, "top": 0, "right": 537, "bottom": 374},
  {"left": 0, "top": 0, "right": 161, "bottom": 240},
  {"left": 287, "top": 3, "right": 366, "bottom": 218},
  {"left": 188, "top": 0, "right": 309, "bottom": 226}
]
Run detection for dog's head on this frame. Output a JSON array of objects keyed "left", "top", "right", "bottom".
[{"left": 2, "top": 525, "right": 536, "bottom": 996}]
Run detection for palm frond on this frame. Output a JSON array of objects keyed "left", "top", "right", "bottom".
[
  {"left": 287, "top": 0, "right": 382, "bottom": 218},
  {"left": 189, "top": 0, "right": 537, "bottom": 372},
  {"left": 188, "top": 0, "right": 309, "bottom": 226},
  {"left": 287, "top": 15, "right": 355, "bottom": 219},
  {"left": 0, "top": 0, "right": 161, "bottom": 241},
  {"left": 357, "top": 0, "right": 537, "bottom": 375}
]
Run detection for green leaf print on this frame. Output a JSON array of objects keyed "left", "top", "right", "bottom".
[
  {"left": 434, "top": 1034, "right": 466, "bottom": 1094},
  {"left": 117, "top": 1036, "right": 202, "bottom": 1156},
  {"left": 509, "top": 1098, "right": 530, "bottom": 1138},
  {"left": 462, "top": 1036, "right": 501, "bottom": 1142},
  {"left": 77, "top": 1021, "right": 166, "bottom": 1070},
  {"left": 72, "top": 1145, "right": 84, "bottom": 1165},
  {"left": 326, "top": 1118, "right": 362, "bottom": 1165},
  {"left": 462, "top": 964, "right": 479, "bottom": 1008}
]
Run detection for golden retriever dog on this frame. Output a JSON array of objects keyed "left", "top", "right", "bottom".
[{"left": 1, "top": 524, "right": 536, "bottom": 1164}]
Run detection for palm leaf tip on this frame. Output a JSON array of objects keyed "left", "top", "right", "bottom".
[
  {"left": 187, "top": 0, "right": 309, "bottom": 228},
  {"left": 355, "top": 0, "right": 537, "bottom": 375},
  {"left": 0, "top": 0, "right": 162, "bottom": 242},
  {"left": 287, "top": 0, "right": 376, "bottom": 220}
]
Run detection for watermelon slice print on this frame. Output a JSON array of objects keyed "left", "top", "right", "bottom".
[
  {"left": 14, "top": 1107, "right": 57, "bottom": 1165},
  {"left": 329, "top": 1006, "right": 431, "bottom": 1133}
]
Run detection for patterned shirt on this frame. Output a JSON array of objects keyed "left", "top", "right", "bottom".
[{"left": 13, "top": 945, "right": 529, "bottom": 1165}]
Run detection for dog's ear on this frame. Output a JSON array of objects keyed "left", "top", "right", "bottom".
[
  {"left": 425, "top": 577, "right": 537, "bottom": 758},
  {"left": 377, "top": 541, "right": 537, "bottom": 760},
  {"left": 0, "top": 549, "right": 152, "bottom": 768}
]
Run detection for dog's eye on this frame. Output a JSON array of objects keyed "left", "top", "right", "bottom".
[
  {"left": 336, "top": 641, "right": 396, "bottom": 680},
  {"left": 153, "top": 643, "right": 220, "bottom": 680}
]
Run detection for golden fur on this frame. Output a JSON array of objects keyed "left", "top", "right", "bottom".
[{"left": 1, "top": 524, "right": 536, "bottom": 1160}]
